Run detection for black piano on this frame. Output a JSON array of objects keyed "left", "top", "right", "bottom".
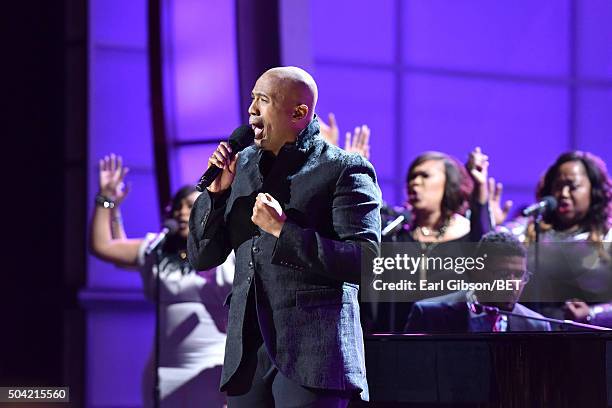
[{"left": 353, "top": 333, "right": 612, "bottom": 407}]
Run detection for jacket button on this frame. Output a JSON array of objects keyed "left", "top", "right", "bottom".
[
  {"left": 248, "top": 261, "right": 253, "bottom": 268},
  {"left": 247, "top": 276, "right": 252, "bottom": 283},
  {"left": 252, "top": 247, "right": 260, "bottom": 253}
]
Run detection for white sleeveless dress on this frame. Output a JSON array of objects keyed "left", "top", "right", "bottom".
[{"left": 138, "top": 233, "right": 234, "bottom": 407}]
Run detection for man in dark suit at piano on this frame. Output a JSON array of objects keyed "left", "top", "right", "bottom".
[{"left": 405, "top": 232, "right": 551, "bottom": 333}]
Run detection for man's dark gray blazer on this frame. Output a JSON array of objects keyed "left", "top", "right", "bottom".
[
  {"left": 187, "top": 118, "right": 381, "bottom": 400},
  {"left": 405, "top": 291, "right": 552, "bottom": 332}
]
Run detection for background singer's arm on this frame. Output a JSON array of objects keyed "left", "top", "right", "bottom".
[
  {"left": 466, "top": 147, "right": 494, "bottom": 241},
  {"left": 89, "top": 154, "right": 142, "bottom": 267}
]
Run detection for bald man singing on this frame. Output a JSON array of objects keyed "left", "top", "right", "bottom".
[{"left": 188, "top": 67, "right": 381, "bottom": 407}]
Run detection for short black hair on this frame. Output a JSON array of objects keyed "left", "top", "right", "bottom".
[
  {"left": 164, "top": 184, "right": 197, "bottom": 220},
  {"left": 476, "top": 231, "right": 527, "bottom": 259},
  {"left": 161, "top": 185, "right": 198, "bottom": 254}
]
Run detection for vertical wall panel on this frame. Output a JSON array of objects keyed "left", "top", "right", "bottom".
[
  {"left": 87, "top": 0, "right": 158, "bottom": 406},
  {"left": 163, "top": 0, "right": 241, "bottom": 191},
  {"left": 311, "top": 0, "right": 395, "bottom": 64},
  {"left": 578, "top": 0, "right": 612, "bottom": 79},
  {"left": 314, "top": 67, "right": 396, "bottom": 181},
  {"left": 402, "top": 0, "right": 570, "bottom": 76},
  {"left": 89, "top": 52, "right": 154, "bottom": 169},
  {"left": 166, "top": 0, "right": 240, "bottom": 141},
  {"left": 576, "top": 89, "right": 612, "bottom": 166},
  {"left": 86, "top": 308, "right": 153, "bottom": 407},
  {"left": 401, "top": 76, "right": 569, "bottom": 189},
  {"left": 173, "top": 144, "right": 220, "bottom": 187},
  {"left": 88, "top": 0, "right": 158, "bottom": 289},
  {"left": 90, "top": 0, "right": 148, "bottom": 47}
]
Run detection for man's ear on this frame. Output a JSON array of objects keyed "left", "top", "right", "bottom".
[{"left": 292, "top": 104, "right": 309, "bottom": 121}]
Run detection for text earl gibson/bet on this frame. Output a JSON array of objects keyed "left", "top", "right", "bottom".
[{"left": 371, "top": 279, "right": 523, "bottom": 292}]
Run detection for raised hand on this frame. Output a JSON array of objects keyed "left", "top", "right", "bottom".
[
  {"left": 466, "top": 147, "right": 489, "bottom": 204},
  {"left": 345, "top": 125, "right": 370, "bottom": 160},
  {"left": 488, "top": 177, "right": 513, "bottom": 226},
  {"left": 467, "top": 147, "right": 489, "bottom": 185},
  {"left": 99, "top": 153, "right": 130, "bottom": 205},
  {"left": 319, "top": 112, "right": 339, "bottom": 146},
  {"left": 207, "top": 142, "right": 239, "bottom": 194}
]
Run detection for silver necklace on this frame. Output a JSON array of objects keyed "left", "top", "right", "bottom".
[{"left": 416, "top": 220, "right": 449, "bottom": 240}]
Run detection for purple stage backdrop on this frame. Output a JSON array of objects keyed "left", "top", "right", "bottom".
[{"left": 83, "top": 1, "right": 612, "bottom": 406}]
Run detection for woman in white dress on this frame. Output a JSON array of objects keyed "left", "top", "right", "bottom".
[{"left": 90, "top": 154, "right": 232, "bottom": 407}]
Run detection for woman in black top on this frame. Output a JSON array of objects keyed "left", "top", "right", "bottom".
[
  {"left": 391, "top": 149, "right": 491, "bottom": 243},
  {"left": 376, "top": 148, "right": 493, "bottom": 332}
]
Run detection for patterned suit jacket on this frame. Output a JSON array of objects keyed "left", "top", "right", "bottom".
[
  {"left": 405, "top": 291, "right": 552, "bottom": 332},
  {"left": 187, "top": 117, "right": 381, "bottom": 400}
]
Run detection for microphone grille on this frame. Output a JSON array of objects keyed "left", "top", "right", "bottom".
[
  {"left": 163, "top": 218, "right": 180, "bottom": 234},
  {"left": 228, "top": 125, "right": 255, "bottom": 151},
  {"left": 542, "top": 195, "right": 558, "bottom": 211}
]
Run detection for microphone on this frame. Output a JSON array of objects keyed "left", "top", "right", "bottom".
[
  {"left": 522, "top": 196, "right": 557, "bottom": 217},
  {"left": 145, "top": 219, "right": 179, "bottom": 256},
  {"left": 469, "top": 302, "right": 499, "bottom": 315},
  {"left": 469, "top": 301, "right": 612, "bottom": 331},
  {"left": 381, "top": 204, "right": 413, "bottom": 237},
  {"left": 195, "top": 125, "right": 255, "bottom": 192},
  {"left": 382, "top": 212, "right": 412, "bottom": 237}
]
